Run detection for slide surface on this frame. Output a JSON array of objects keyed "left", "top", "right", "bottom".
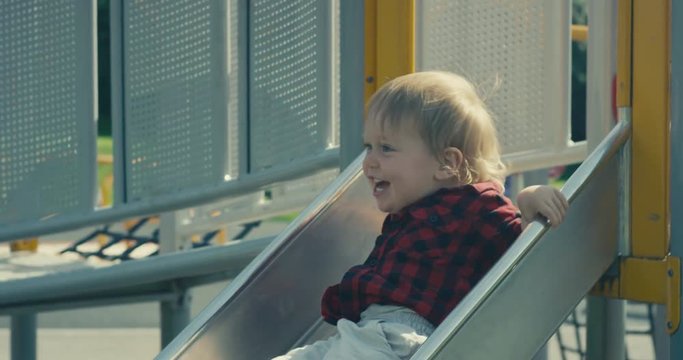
[
  {"left": 157, "top": 156, "right": 385, "bottom": 359},
  {"left": 158, "top": 120, "right": 628, "bottom": 360}
]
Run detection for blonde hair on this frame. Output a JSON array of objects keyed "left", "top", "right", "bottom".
[{"left": 366, "top": 71, "right": 506, "bottom": 189}]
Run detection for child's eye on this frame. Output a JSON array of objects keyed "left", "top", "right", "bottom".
[
  {"left": 363, "top": 144, "right": 372, "bottom": 152},
  {"left": 380, "top": 144, "right": 394, "bottom": 152}
]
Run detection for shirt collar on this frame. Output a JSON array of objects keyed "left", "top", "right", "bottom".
[{"left": 388, "top": 181, "right": 501, "bottom": 224}]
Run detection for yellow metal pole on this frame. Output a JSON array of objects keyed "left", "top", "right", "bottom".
[
  {"left": 364, "top": 0, "right": 377, "bottom": 103},
  {"left": 631, "top": 0, "right": 670, "bottom": 257},
  {"left": 590, "top": 1, "right": 680, "bottom": 331},
  {"left": 616, "top": 0, "right": 632, "bottom": 107},
  {"left": 364, "top": 0, "right": 414, "bottom": 103}
]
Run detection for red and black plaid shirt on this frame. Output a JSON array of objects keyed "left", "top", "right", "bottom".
[{"left": 321, "top": 182, "right": 522, "bottom": 326}]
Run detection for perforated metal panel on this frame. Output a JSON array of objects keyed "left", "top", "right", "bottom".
[
  {"left": 0, "top": 0, "right": 96, "bottom": 224},
  {"left": 416, "top": 0, "right": 571, "bottom": 163},
  {"left": 249, "top": 0, "right": 338, "bottom": 172},
  {"left": 123, "top": 0, "right": 231, "bottom": 202}
]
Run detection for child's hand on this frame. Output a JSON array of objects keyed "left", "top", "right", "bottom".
[{"left": 517, "top": 185, "right": 568, "bottom": 228}]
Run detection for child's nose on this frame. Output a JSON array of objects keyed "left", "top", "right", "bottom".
[{"left": 362, "top": 151, "right": 378, "bottom": 170}]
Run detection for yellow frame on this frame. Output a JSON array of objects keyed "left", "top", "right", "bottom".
[
  {"left": 616, "top": 0, "right": 632, "bottom": 107},
  {"left": 364, "top": 0, "right": 414, "bottom": 103},
  {"left": 593, "top": 0, "right": 680, "bottom": 332},
  {"left": 631, "top": 0, "right": 670, "bottom": 257}
]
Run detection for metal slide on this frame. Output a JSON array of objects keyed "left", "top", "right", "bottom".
[
  {"left": 157, "top": 120, "right": 629, "bottom": 359},
  {"left": 156, "top": 155, "right": 386, "bottom": 359}
]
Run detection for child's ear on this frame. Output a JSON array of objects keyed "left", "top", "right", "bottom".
[{"left": 435, "top": 147, "right": 464, "bottom": 181}]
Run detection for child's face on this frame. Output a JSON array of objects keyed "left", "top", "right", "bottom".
[{"left": 362, "top": 119, "right": 443, "bottom": 214}]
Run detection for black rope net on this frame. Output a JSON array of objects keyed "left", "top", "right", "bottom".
[
  {"left": 60, "top": 217, "right": 261, "bottom": 261},
  {"left": 551, "top": 300, "right": 657, "bottom": 359}
]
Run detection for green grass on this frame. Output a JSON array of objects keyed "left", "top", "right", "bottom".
[
  {"left": 97, "top": 136, "right": 112, "bottom": 155},
  {"left": 550, "top": 179, "right": 565, "bottom": 189},
  {"left": 270, "top": 212, "right": 300, "bottom": 223},
  {"left": 97, "top": 136, "right": 113, "bottom": 205},
  {"left": 97, "top": 137, "right": 112, "bottom": 183}
]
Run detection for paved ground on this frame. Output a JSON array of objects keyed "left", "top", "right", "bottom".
[
  {"left": 0, "top": 280, "right": 227, "bottom": 359},
  {"left": 0, "top": 328, "right": 161, "bottom": 360}
]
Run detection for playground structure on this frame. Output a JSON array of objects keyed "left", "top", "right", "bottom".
[{"left": 0, "top": 0, "right": 681, "bottom": 359}]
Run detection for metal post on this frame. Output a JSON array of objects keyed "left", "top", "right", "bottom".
[
  {"left": 669, "top": 1, "right": 683, "bottom": 358},
  {"left": 586, "top": 110, "right": 629, "bottom": 360},
  {"left": 339, "top": 0, "right": 365, "bottom": 170},
  {"left": 523, "top": 169, "right": 549, "bottom": 186},
  {"left": 110, "top": 0, "right": 125, "bottom": 206},
  {"left": 159, "top": 212, "right": 192, "bottom": 347},
  {"left": 521, "top": 165, "right": 549, "bottom": 360},
  {"left": 497, "top": 169, "right": 550, "bottom": 360},
  {"left": 161, "top": 289, "right": 192, "bottom": 347},
  {"left": 11, "top": 314, "right": 36, "bottom": 360},
  {"left": 653, "top": 304, "right": 670, "bottom": 359},
  {"left": 159, "top": 212, "right": 189, "bottom": 254},
  {"left": 514, "top": 125, "right": 551, "bottom": 360},
  {"left": 506, "top": 173, "right": 525, "bottom": 200},
  {"left": 524, "top": 164, "right": 551, "bottom": 360},
  {"left": 8, "top": 239, "right": 38, "bottom": 360},
  {"left": 585, "top": 0, "right": 625, "bottom": 358},
  {"left": 586, "top": 297, "right": 626, "bottom": 359}
]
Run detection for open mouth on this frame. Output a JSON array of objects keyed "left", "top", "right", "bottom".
[{"left": 373, "top": 180, "right": 390, "bottom": 194}]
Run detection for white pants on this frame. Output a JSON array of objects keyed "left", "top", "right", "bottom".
[{"left": 272, "top": 305, "right": 434, "bottom": 360}]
